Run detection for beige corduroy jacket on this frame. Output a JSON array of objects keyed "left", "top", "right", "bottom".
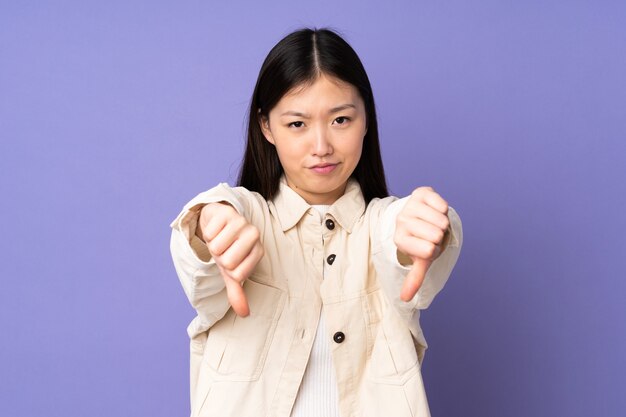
[{"left": 169, "top": 176, "right": 463, "bottom": 417}]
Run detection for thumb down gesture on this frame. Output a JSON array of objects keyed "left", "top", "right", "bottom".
[
  {"left": 197, "top": 202, "right": 264, "bottom": 317},
  {"left": 394, "top": 187, "right": 451, "bottom": 302}
]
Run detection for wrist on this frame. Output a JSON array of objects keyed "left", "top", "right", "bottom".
[{"left": 195, "top": 204, "right": 209, "bottom": 243}]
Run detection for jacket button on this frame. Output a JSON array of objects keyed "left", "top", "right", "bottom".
[
  {"left": 327, "top": 254, "right": 336, "bottom": 265},
  {"left": 325, "top": 219, "right": 335, "bottom": 230},
  {"left": 333, "top": 331, "right": 345, "bottom": 343}
]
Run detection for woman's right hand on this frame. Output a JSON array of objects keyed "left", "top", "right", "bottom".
[{"left": 196, "top": 202, "right": 264, "bottom": 317}]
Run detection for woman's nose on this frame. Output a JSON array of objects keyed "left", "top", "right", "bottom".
[{"left": 312, "top": 127, "right": 333, "bottom": 156}]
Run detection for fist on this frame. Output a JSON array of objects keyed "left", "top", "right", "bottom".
[
  {"left": 394, "top": 187, "right": 450, "bottom": 302},
  {"left": 197, "top": 202, "right": 264, "bottom": 317}
]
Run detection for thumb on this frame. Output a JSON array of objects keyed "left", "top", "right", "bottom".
[
  {"left": 223, "top": 274, "right": 250, "bottom": 317},
  {"left": 400, "top": 257, "right": 432, "bottom": 302}
]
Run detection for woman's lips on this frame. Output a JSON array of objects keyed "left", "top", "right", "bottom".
[{"left": 310, "top": 163, "right": 338, "bottom": 174}]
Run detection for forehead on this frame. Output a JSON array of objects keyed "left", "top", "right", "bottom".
[{"left": 276, "top": 74, "right": 362, "bottom": 108}]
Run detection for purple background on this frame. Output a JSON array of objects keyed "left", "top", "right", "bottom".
[{"left": 1, "top": 1, "right": 625, "bottom": 416}]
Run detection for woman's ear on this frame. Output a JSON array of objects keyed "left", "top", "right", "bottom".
[{"left": 258, "top": 112, "right": 275, "bottom": 145}]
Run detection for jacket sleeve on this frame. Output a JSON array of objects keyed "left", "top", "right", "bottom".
[
  {"left": 169, "top": 182, "right": 251, "bottom": 340},
  {"left": 373, "top": 196, "right": 463, "bottom": 320}
]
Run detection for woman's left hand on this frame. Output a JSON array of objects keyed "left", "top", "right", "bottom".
[{"left": 394, "top": 186, "right": 450, "bottom": 302}]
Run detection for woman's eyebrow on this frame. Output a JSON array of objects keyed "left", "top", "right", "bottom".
[
  {"left": 280, "top": 110, "right": 310, "bottom": 118},
  {"left": 329, "top": 103, "right": 356, "bottom": 113},
  {"left": 280, "top": 103, "right": 356, "bottom": 118}
]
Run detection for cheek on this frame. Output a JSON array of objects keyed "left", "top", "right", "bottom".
[
  {"left": 353, "top": 144, "right": 364, "bottom": 165},
  {"left": 346, "top": 134, "right": 365, "bottom": 160},
  {"left": 274, "top": 141, "right": 303, "bottom": 166}
]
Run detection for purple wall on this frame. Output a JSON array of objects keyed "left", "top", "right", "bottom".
[{"left": 1, "top": 1, "right": 625, "bottom": 416}]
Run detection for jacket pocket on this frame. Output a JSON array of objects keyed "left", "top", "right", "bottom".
[
  {"left": 369, "top": 314, "right": 420, "bottom": 385},
  {"left": 202, "top": 277, "right": 285, "bottom": 382}
]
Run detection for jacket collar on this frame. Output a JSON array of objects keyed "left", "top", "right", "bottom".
[{"left": 271, "top": 175, "right": 366, "bottom": 233}]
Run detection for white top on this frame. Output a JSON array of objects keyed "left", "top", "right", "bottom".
[{"left": 290, "top": 204, "right": 340, "bottom": 417}]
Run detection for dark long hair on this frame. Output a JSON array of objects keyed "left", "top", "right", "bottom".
[{"left": 237, "top": 27, "right": 389, "bottom": 203}]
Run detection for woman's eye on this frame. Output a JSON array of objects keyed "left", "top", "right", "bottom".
[
  {"left": 288, "top": 121, "right": 304, "bottom": 128},
  {"left": 334, "top": 116, "right": 351, "bottom": 125}
]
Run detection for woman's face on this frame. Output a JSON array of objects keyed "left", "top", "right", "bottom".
[{"left": 260, "top": 73, "right": 368, "bottom": 205}]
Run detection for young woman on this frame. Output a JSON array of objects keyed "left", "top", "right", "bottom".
[{"left": 170, "top": 27, "right": 463, "bottom": 417}]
